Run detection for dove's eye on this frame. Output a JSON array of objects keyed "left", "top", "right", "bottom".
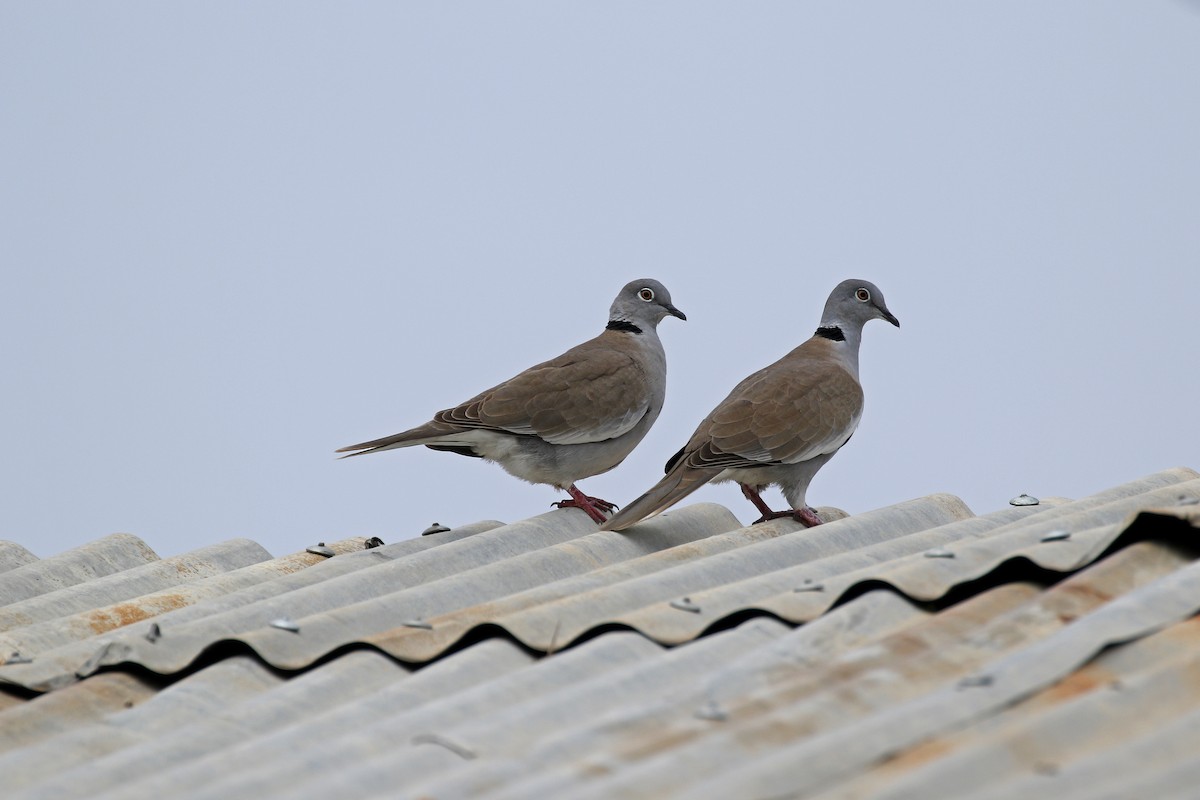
[
  {"left": 638, "top": 288, "right": 655, "bottom": 302},
  {"left": 855, "top": 288, "right": 871, "bottom": 302}
]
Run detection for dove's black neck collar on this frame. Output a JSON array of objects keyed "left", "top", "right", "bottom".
[
  {"left": 607, "top": 320, "right": 643, "bottom": 335},
  {"left": 814, "top": 325, "right": 845, "bottom": 341}
]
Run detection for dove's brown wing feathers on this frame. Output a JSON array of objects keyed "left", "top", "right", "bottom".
[
  {"left": 435, "top": 329, "right": 652, "bottom": 446},
  {"left": 600, "top": 338, "right": 864, "bottom": 531},
  {"left": 683, "top": 339, "right": 864, "bottom": 471}
]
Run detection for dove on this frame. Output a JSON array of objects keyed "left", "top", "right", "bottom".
[
  {"left": 600, "top": 279, "right": 898, "bottom": 531},
  {"left": 337, "top": 279, "right": 686, "bottom": 523}
]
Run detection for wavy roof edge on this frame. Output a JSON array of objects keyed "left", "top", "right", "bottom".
[{"left": 0, "top": 467, "right": 1195, "bottom": 696}]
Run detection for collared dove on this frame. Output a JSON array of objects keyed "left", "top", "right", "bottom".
[
  {"left": 601, "top": 279, "right": 898, "bottom": 531},
  {"left": 337, "top": 279, "right": 686, "bottom": 523}
]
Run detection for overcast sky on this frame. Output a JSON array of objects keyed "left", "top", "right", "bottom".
[{"left": 3, "top": 3, "right": 1198, "bottom": 558}]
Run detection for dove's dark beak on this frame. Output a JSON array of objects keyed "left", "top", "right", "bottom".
[
  {"left": 664, "top": 303, "right": 687, "bottom": 321},
  {"left": 876, "top": 303, "right": 899, "bottom": 327}
]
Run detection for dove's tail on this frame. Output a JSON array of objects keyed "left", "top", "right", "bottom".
[
  {"left": 600, "top": 458, "right": 719, "bottom": 531},
  {"left": 336, "top": 421, "right": 466, "bottom": 459}
]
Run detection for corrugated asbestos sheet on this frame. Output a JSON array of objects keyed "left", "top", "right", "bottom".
[{"left": 1, "top": 467, "right": 1199, "bottom": 799}]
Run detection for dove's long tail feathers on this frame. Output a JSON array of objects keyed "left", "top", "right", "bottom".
[
  {"left": 600, "top": 459, "right": 719, "bottom": 531},
  {"left": 336, "top": 422, "right": 462, "bottom": 458}
]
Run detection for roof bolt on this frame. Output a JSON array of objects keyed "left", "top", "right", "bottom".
[
  {"left": 1178, "top": 496, "right": 1200, "bottom": 506},
  {"left": 411, "top": 733, "right": 476, "bottom": 760},
  {"left": 670, "top": 597, "right": 702, "bottom": 613},
  {"left": 77, "top": 641, "right": 121, "bottom": 677},
  {"left": 957, "top": 674, "right": 994, "bottom": 689},
  {"left": 694, "top": 700, "right": 728, "bottom": 722},
  {"left": 422, "top": 523, "right": 451, "bottom": 536},
  {"left": 793, "top": 579, "right": 825, "bottom": 593},
  {"left": 400, "top": 619, "right": 433, "bottom": 630},
  {"left": 306, "top": 543, "right": 335, "bottom": 557},
  {"left": 1040, "top": 530, "right": 1071, "bottom": 543},
  {"left": 924, "top": 548, "right": 955, "bottom": 559},
  {"left": 4, "top": 651, "right": 32, "bottom": 665},
  {"left": 1010, "top": 493, "right": 1040, "bottom": 507},
  {"left": 144, "top": 623, "right": 162, "bottom": 643},
  {"left": 364, "top": 536, "right": 385, "bottom": 549},
  {"left": 270, "top": 617, "right": 301, "bottom": 633}
]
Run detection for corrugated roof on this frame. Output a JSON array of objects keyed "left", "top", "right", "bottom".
[{"left": 1, "top": 467, "right": 1198, "bottom": 799}]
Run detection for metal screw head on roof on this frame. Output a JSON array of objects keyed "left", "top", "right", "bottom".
[
  {"left": 306, "top": 543, "right": 335, "bottom": 558},
  {"left": 411, "top": 733, "right": 476, "bottom": 760},
  {"left": 670, "top": 597, "right": 702, "bottom": 613},
  {"left": 694, "top": 700, "right": 728, "bottom": 722},
  {"left": 1040, "top": 530, "right": 1071, "bottom": 542},
  {"left": 77, "top": 641, "right": 122, "bottom": 677},
  {"left": 422, "top": 523, "right": 451, "bottom": 536},
  {"left": 364, "top": 536, "right": 385, "bottom": 549},
  {"left": 793, "top": 579, "right": 825, "bottom": 593},
  {"left": 924, "top": 547, "right": 955, "bottom": 559},
  {"left": 957, "top": 673, "right": 994, "bottom": 689},
  {"left": 399, "top": 619, "right": 433, "bottom": 630},
  {"left": 269, "top": 617, "right": 301, "bottom": 633},
  {"left": 1010, "top": 493, "right": 1040, "bottom": 507},
  {"left": 144, "top": 623, "right": 162, "bottom": 643},
  {"left": 4, "top": 651, "right": 32, "bottom": 666}
]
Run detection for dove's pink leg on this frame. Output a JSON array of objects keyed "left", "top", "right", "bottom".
[
  {"left": 740, "top": 484, "right": 823, "bottom": 527},
  {"left": 740, "top": 484, "right": 776, "bottom": 517},
  {"left": 554, "top": 484, "right": 617, "bottom": 524}
]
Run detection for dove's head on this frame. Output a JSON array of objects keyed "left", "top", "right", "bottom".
[
  {"left": 609, "top": 279, "right": 687, "bottom": 330},
  {"left": 820, "top": 279, "right": 900, "bottom": 333}
]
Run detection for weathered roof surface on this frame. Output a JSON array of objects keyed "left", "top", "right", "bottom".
[{"left": 1, "top": 467, "right": 1198, "bottom": 799}]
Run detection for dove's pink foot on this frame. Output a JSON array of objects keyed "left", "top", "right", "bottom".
[
  {"left": 754, "top": 507, "right": 823, "bottom": 527},
  {"left": 740, "top": 484, "right": 823, "bottom": 528},
  {"left": 554, "top": 484, "right": 617, "bottom": 524}
]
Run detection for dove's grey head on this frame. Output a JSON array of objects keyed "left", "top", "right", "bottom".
[
  {"left": 608, "top": 279, "right": 687, "bottom": 332},
  {"left": 819, "top": 279, "right": 900, "bottom": 333}
]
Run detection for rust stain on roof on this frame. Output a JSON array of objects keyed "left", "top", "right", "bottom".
[{"left": 83, "top": 593, "right": 193, "bottom": 636}]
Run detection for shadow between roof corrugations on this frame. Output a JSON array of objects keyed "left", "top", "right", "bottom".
[
  {"left": 0, "top": 671, "right": 161, "bottom": 755},
  {"left": 363, "top": 494, "right": 996, "bottom": 663},
  {"left": 334, "top": 596, "right": 948, "bottom": 800},
  {"left": 80, "top": 517, "right": 1197, "bottom": 800},
  {"left": 672, "top": 542, "right": 1200, "bottom": 800},
  {"left": 0, "top": 522, "right": 501, "bottom": 692},
  {"left": 372, "top": 470, "right": 1200, "bottom": 658},
  {"left": 6, "top": 471, "right": 1197, "bottom": 697},
  {"left": 110, "top": 622, "right": 799, "bottom": 800},
  {"left": 0, "top": 655, "right": 290, "bottom": 791},
  {"left": 0, "top": 471, "right": 1197, "bottom": 800},
  {"left": 67, "top": 503, "right": 741, "bottom": 680},
  {"left": 22, "top": 639, "right": 540, "bottom": 800},
  {"left": 52, "top": 648, "right": 402, "bottom": 794},
  {"left": 473, "top": 537, "right": 1198, "bottom": 800},
  {"left": 608, "top": 477, "right": 1200, "bottom": 645},
  {"left": 363, "top": 493, "right": 992, "bottom": 663},
  {"left": 0, "top": 537, "right": 368, "bottom": 664},
  {"left": 328, "top": 531, "right": 1199, "bottom": 800},
  {"left": 413, "top": 584, "right": 1045, "bottom": 800}
]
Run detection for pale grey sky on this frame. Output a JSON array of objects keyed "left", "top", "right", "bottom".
[{"left": 3, "top": 3, "right": 1198, "bottom": 558}]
